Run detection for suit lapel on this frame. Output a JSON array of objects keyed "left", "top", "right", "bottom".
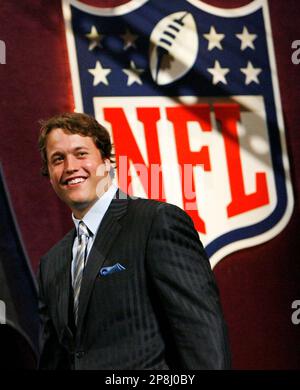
[
  {"left": 58, "top": 229, "right": 75, "bottom": 332},
  {"left": 76, "top": 191, "right": 129, "bottom": 334}
]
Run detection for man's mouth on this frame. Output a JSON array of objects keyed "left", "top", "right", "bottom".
[{"left": 63, "top": 176, "right": 87, "bottom": 186}]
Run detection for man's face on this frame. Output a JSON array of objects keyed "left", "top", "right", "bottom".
[{"left": 46, "top": 128, "right": 110, "bottom": 218}]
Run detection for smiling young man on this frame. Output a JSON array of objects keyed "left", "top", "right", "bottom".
[
  {"left": 37, "top": 112, "right": 231, "bottom": 370},
  {"left": 41, "top": 116, "right": 113, "bottom": 218}
]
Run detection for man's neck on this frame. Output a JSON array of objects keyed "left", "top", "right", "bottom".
[{"left": 72, "top": 180, "right": 114, "bottom": 220}]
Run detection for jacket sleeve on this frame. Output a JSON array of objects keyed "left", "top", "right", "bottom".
[
  {"left": 146, "top": 203, "right": 231, "bottom": 369},
  {"left": 37, "top": 260, "right": 69, "bottom": 369}
]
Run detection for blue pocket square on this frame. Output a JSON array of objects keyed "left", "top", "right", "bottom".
[{"left": 100, "top": 263, "right": 126, "bottom": 276}]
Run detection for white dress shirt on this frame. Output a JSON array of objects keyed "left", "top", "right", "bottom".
[{"left": 71, "top": 183, "right": 118, "bottom": 284}]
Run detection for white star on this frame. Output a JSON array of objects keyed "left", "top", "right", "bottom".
[
  {"left": 236, "top": 26, "right": 257, "bottom": 50},
  {"left": 85, "top": 25, "right": 103, "bottom": 51},
  {"left": 207, "top": 60, "right": 230, "bottom": 85},
  {"left": 120, "top": 28, "right": 138, "bottom": 50},
  {"left": 203, "top": 26, "right": 225, "bottom": 51},
  {"left": 122, "top": 61, "right": 144, "bottom": 86},
  {"left": 240, "top": 61, "right": 262, "bottom": 85},
  {"left": 88, "top": 61, "right": 111, "bottom": 86}
]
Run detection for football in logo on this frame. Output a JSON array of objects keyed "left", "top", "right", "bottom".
[{"left": 149, "top": 11, "right": 199, "bottom": 85}]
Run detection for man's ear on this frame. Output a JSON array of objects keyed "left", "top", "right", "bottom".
[{"left": 104, "top": 159, "right": 111, "bottom": 172}]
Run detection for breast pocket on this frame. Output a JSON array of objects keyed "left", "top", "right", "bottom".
[{"left": 91, "top": 263, "right": 135, "bottom": 320}]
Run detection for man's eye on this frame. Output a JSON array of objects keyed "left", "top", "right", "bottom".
[
  {"left": 53, "top": 156, "right": 63, "bottom": 164},
  {"left": 78, "top": 152, "right": 88, "bottom": 157}
]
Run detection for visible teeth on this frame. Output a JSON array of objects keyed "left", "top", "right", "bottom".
[{"left": 68, "top": 178, "right": 85, "bottom": 185}]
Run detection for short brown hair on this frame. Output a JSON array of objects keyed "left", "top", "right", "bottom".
[{"left": 38, "top": 112, "right": 115, "bottom": 177}]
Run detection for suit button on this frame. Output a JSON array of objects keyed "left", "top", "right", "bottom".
[{"left": 76, "top": 351, "right": 85, "bottom": 359}]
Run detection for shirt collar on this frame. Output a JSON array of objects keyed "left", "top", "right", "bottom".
[{"left": 72, "top": 183, "right": 118, "bottom": 237}]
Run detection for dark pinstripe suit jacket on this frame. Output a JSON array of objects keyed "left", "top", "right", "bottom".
[{"left": 38, "top": 191, "right": 231, "bottom": 369}]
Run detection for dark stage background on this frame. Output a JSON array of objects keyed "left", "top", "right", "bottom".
[{"left": 0, "top": 0, "right": 299, "bottom": 369}]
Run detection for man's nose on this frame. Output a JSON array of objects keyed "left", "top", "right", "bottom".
[{"left": 64, "top": 155, "right": 79, "bottom": 173}]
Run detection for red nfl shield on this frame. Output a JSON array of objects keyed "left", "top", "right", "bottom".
[{"left": 62, "top": 0, "right": 293, "bottom": 267}]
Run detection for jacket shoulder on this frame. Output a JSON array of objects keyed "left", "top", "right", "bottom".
[
  {"left": 127, "top": 197, "right": 193, "bottom": 228},
  {"left": 128, "top": 197, "right": 169, "bottom": 217},
  {"left": 130, "top": 197, "right": 190, "bottom": 217}
]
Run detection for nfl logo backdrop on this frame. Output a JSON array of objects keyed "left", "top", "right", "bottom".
[{"left": 62, "top": 0, "right": 293, "bottom": 267}]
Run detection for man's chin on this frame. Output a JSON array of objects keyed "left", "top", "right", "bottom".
[{"left": 67, "top": 196, "right": 99, "bottom": 214}]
